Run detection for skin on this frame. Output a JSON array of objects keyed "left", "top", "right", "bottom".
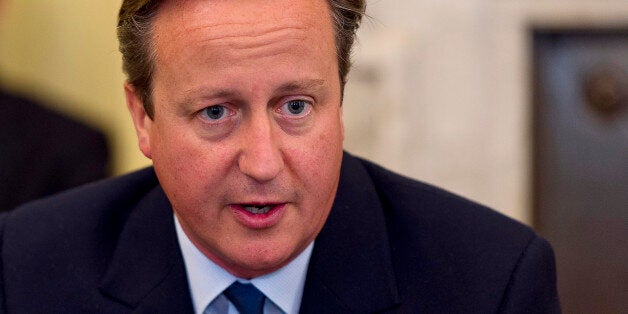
[{"left": 126, "top": 0, "right": 344, "bottom": 279}]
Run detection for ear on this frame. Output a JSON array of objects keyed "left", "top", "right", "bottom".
[{"left": 125, "top": 83, "right": 153, "bottom": 159}]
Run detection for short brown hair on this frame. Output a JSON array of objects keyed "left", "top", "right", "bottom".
[{"left": 117, "top": 0, "right": 365, "bottom": 118}]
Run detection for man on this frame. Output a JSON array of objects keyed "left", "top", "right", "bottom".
[{"left": 0, "top": 0, "right": 560, "bottom": 313}]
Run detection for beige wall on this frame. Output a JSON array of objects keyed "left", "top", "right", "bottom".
[{"left": 1, "top": 0, "right": 627, "bottom": 224}]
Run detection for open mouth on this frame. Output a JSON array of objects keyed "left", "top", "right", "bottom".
[
  {"left": 243, "top": 205, "right": 273, "bottom": 214},
  {"left": 231, "top": 203, "right": 286, "bottom": 228}
]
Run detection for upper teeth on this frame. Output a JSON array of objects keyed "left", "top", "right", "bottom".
[{"left": 244, "top": 206, "right": 271, "bottom": 214}]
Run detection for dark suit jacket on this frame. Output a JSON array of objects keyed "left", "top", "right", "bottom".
[
  {"left": 0, "top": 89, "right": 109, "bottom": 212},
  {"left": 0, "top": 153, "right": 560, "bottom": 313}
]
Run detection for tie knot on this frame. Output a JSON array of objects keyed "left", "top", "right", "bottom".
[{"left": 223, "top": 282, "right": 266, "bottom": 314}]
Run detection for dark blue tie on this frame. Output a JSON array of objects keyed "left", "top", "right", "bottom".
[{"left": 223, "top": 282, "right": 266, "bottom": 314}]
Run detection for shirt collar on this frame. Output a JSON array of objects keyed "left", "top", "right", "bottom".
[{"left": 175, "top": 215, "right": 313, "bottom": 314}]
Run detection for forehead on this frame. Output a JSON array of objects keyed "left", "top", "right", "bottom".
[
  {"left": 150, "top": 0, "right": 338, "bottom": 94},
  {"left": 152, "top": 0, "right": 333, "bottom": 49}
]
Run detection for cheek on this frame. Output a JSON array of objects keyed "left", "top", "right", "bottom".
[
  {"left": 290, "top": 115, "right": 341, "bottom": 159},
  {"left": 152, "top": 125, "right": 194, "bottom": 176},
  {"left": 287, "top": 113, "right": 344, "bottom": 201},
  {"left": 150, "top": 123, "right": 231, "bottom": 207}
]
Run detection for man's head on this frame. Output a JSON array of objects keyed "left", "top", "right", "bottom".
[
  {"left": 121, "top": 0, "right": 364, "bottom": 279},
  {"left": 118, "top": 0, "right": 365, "bottom": 118}
]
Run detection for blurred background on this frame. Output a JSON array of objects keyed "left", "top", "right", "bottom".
[{"left": 0, "top": 0, "right": 626, "bottom": 312}]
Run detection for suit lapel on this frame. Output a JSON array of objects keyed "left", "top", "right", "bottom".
[
  {"left": 98, "top": 186, "right": 194, "bottom": 313},
  {"left": 300, "top": 153, "right": 401, "bottom": 313}
]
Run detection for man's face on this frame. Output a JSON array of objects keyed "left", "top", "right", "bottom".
[{"left": 126, "top": 0, "right": 344, "bottom": 278}]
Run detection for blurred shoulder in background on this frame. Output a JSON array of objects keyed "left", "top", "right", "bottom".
[{"left": 0, "top": 88, "right": 109, "bottom": 212}]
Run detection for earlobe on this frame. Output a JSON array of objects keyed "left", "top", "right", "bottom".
[{"left": 125, "top": 83, "right": 153, "bottom": 159}]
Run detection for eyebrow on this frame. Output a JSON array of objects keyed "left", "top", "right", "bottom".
[
  {"left": 177, "top": 88, "right": 240, "bottom": 109},
  {"left": 180, "top": 78, "right": 327, "bottom": 105},
  {"left": 275, "top": 79, "right": 326, "bottom": 94}
]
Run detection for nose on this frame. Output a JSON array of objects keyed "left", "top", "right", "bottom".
[{"left": 237, "top": 115, "right": 285, "bottom": 182}]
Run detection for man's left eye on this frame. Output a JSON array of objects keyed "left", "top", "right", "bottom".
[
  {"left": 203, "top": 105, "right": 227, "bottom": 120},
  {"left": 199, "top": 105, "right": 235, "bottom": 123},
  {"left": 280, "top": 99, "right": 311, "bottom": 117}
]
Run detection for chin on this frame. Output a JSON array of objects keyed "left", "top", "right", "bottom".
[
  {"left": 227, "top": 243, "right": 297, "bottom": 278},
  {"left": 229, "top": 256, "right": 288, "bottom": 279}
]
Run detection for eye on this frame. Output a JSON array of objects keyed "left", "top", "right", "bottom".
[
  {"left": 279, "top": 99, "right": 311, "bottom": 117},
  {"left": 200, "top": 105, "right": 231, "bottom": 121}
]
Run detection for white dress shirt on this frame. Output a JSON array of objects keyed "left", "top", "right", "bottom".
[{"left": 175, "top": 215, "right": 314, "bottom": 314}]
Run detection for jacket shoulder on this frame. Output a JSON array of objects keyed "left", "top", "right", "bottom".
[
  {"left": 0, "top": 168, "right": 184, "bottom": 312},
  {"left": 2, "top": 168, "right": 159, "bottom": 260},
  {"left": 7, "top": 167, "right": 158, "bottom": 223},
  {"left": 358, "top": 157, "right": 535, "bottom": 243},
  {"left": 353, "top": 155, "right": 556, "bottom": 311}
]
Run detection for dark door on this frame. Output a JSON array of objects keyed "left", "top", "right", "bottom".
[{"left": 533, "top": 30, "right": 628, "bottom": 313}]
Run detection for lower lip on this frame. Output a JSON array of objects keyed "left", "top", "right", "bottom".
[{"left": 230, "top": 204, "right": 286, "bottom": 229}]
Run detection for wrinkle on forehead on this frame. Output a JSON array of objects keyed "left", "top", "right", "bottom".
[
  {"left": 191, "top": 24, "right": 309, "bottom": 51},
  {"left": 158, "top": 25, "right": 311, "bottom": 68}
]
